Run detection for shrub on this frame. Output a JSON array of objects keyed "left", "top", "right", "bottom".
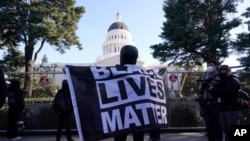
[{"left": 170, "top": 103, "right": 202, "bottom": 127}]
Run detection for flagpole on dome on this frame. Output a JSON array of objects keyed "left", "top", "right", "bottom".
[{"left": 116, "top": 11, "right": 121, "bottom": 22}]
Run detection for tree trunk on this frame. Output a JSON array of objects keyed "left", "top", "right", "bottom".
[
  {"left": 24, "top": 43, "right": 35, "bottom": 98},
  {"left": 24, "top": 60, "right": 34, "bottom": 97}
]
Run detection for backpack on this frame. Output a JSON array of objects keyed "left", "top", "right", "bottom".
[{"left": 52, "top": 90, "right": 72, "bottom": 113}]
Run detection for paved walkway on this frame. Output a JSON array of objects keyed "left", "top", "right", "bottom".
[{"left": 0, "top": 132, "right": 207, "bottom": 141}]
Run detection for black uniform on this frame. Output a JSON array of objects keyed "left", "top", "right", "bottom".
[
  {"left": 210, "top": 73, "right": 241, "bottom": 141},
  {"left": 199, "top": 73, "right": 223, "bottom": 141},
  {"left": 210, "top": 74, "right": 241, "bottom": 111}
]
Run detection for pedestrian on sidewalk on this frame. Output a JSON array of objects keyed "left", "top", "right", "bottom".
[
  {"left": 53, "top": 79, "right": 74, "bottom": 141},
  {"left": 6, "top": 79, "right": 25, "bottom": 140}
]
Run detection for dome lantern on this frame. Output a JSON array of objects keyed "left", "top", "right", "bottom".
[{"left": 116, "top": 12, "right": 121, "bottom": 22}]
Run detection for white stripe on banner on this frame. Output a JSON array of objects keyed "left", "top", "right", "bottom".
[{"left": 65, "top": 67, "right": 84, "bottom": 141}]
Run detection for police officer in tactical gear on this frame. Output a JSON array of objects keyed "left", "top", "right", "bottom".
[
  {"left": 198, "top": 60, "right": 223, "bottom": 141},
  {"left": 208, "top": 65, "right": 241, "bottom": 141}
]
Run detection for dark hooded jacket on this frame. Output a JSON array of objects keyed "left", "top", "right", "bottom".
[
  {"left": 210, "top": 74, "right": 241, "bottom": 111},
  {"left": 7, "top": 79, "right": 25, "bottom": 118}
]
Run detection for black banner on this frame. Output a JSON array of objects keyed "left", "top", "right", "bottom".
[{"left": 65, "top": 65, "right": 167, "bottom": 141}]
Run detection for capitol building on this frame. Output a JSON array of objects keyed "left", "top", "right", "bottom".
[{"left": 39, "top": 13, "right": 184, "bottom": 94}]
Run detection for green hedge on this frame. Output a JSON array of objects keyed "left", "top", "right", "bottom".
[{"left": 169, "top": 103, "right": 202, "bottom": 127}]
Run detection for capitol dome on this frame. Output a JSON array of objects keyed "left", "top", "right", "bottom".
[
  {"left": 108, "top": 21, "right": 129, "bottom": 32},
  {"left": 95, "top": 12, "right": 144, "bottom": 66}
]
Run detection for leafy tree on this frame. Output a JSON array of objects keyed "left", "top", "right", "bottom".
[
  {"left": 234, "top": 7, "right": 250, "bottom": 70},
  {"left": 150, "top": 0, "right": 243, "bottom": 66},
  {"left": 0, "top": 47, "right": 25, "bottom": 82},
  {"left": 0, "top": 47, "right": 25, "bottom": 72},
  {"left": 0, "top": 0, "right": 85, "bottom": 97}
]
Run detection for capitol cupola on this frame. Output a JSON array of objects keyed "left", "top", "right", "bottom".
[{"left": 95, "top": 12, "right": 144, "bottom": 66}]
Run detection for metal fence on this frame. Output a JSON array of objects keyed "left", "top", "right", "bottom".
[{"left": 0, "top": 70, "right": 250, "bottom": 134}]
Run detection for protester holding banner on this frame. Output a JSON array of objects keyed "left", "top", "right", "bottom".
[
  {"left": 0, "top": 67, "right": 8, "bottom": 109},
  {"left": 65, "top": 45, "right": 167, "bottom": 140},
  {"left": 6, "top": 79, "right": 25, "bottom": 140},
  {"left": 113, "top": 45, "right": 145, "bottom": 141},
  {"left": 54, "top": 79, "right": 74, "bottom": 141}
]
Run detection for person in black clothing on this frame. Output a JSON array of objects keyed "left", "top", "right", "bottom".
[
  {"left": 149, "top": 127, "right": 161, "bottom": 141},
  {"left": 208, "top": 65, "right": 241, "bottom": 141},
  {"left": 198, "top": 60, "right": 223, "bottom": 141},
  {"left": 6, "top": 79, "right": 25, "bottom": 140},
  {"left": 113, "top": 45, "right": 144, "bottom": 141},
  {"left": 0, "top": 68, "right": 8, "bottom": 109},
  {"left": 55, "top": 79, "right": 74, "bottom": 141}
]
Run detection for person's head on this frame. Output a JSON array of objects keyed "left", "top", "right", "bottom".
[
  {"left": 8, "top": 79, "right": 21, "bottom": 90},
  {"left": 61, "top": 79, "right": 69, "bottom": 89},
  {"left": 218, "top": 65, "right": 231, "bottom": 79},
  {"left": 206, "top": 60, "right": 218, "bottom": 73},
  {"left": 120, "top": 45, "right": 138, "bottom": 65}
]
